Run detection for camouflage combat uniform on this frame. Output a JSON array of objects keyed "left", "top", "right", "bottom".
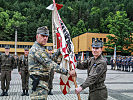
[
  {"left": 48, "top": 53, "right": 54, "bottom": 95},
  {"left": 28, "top": 41, "right": 68, "bottom": 100},
  {"left": 18, "top": 55, "right": 29, "bottom": 95},
  {"left": 0, "top": 53, "right": 14, "bottom": 95}
]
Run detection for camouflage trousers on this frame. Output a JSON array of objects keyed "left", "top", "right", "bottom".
[
  {"left": 88, "top": 88, "right": 108, "bottom": 100},
  {"left": 29, "top": 79, "right": 49, "bottom": 100},
  {"left": 1, "top": 70, "right": 11, "bottom": 90},
  {"left": 21, "top": 70, "right": 29, "bottom": 90}
]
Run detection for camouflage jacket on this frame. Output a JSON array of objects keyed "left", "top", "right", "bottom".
[
  {"left": 77, "top": 55, "right": 107, "bottom": 91},
  {"left": 18, "top": 55, "right": 28, "bottom": 72},
  {"left": 0, "top": 53, "right": 14, "bottom": 71},
  {"left": 28, "top": 41, "right": 68, "bottom": 78}
]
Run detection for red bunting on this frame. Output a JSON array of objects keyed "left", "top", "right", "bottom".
[{"left": 56, "top": 3, "right": 63, "bottom": 10}]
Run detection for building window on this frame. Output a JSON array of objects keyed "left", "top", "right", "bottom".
[
  {"left": 104, "top": 38, "right": 106, "bottom": 43},
  {"left": 92, "top": 38, "right": 95, "bottom": 42}
]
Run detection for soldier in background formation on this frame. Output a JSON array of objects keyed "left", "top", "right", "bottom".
[
  {"left": 18, "top": 47, "right": 29, "bottom": 96},
  {"left": 0, "top": 45, "right": 14, "bottom": 96},
  {"left": 111, "top": 56, "right": 133, "bottom": 72},
  {"left": 47, "top": 46, "right": 54, "bottom": 95},
  {"left": 131, "top": 57, "right": 133, "bottom": 72},
  {"left": 28, "top": 26, "right": 76, "bottom": 100},
  {"left": 110, "top": 57, "right": 115, "bottom": 70}
]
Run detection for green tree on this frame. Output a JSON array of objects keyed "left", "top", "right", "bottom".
[
  {"left": 88, "top": 7, "right": 101, "bottom": 33},
  {"left": 104, "top": 11, "right": 133, "bottom": 55},
  {"left": 71, "top": 19, "right": 87, "bottom": 37},
  {"left": 0, "top": 10, "right": 27, "bottom": 41}
]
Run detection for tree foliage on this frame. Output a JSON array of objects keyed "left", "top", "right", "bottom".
[
  {"left": 0, "top": 0, "right": 133, "bottom": 55},
  {"left": 104, "top": 11, "right": 133, "bottom": 55}
]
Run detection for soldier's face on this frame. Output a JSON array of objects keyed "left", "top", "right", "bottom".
[
  {"left": 36, "top": 34, "right": 48, "bottom": 46},
  {"left": 5, "top": 48, "right": 10, "bottom": 54},
  {"left": 24, "top": 50, "right": 29, "bottom": 55},
  {"left": 14, "top": 56, "right": 17, "bottom": 59},
  {"left": 92, "top": 47, "right": 102, "bottom": 58},
  {"left": 48, "top": 50, "right": 52, "bottom": 54}
]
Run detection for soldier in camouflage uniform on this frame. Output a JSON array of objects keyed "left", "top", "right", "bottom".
[
  {"left": 75, "top": 39, "right": 108, "bottom": 100},
  {"left": 28, "top": 26, "right": 76, "bottom": 100},
  {"left": 47, "top": 46, "right": 54, "bottom": 95},
  {"left": 0, "top": 45, "right": 14, "bottom": 96},
  {"left": 18, "top": 47, "right": 29, "bottom": 96}
]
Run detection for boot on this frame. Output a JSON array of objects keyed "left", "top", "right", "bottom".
[
  {"left": 1, "top": 90, "right": 5, "bottom": 96},
  {"left": 4, "top": 90, "right": 8, "bottom": 96},
  {"left": 21, "top": 90, "right": 25, "bottom": 96},
  {"left": 25, "top": 90, "right": 29, "bottom": 96},
  {"left": 48, "top": 89, "right": 53, "bottom": 95}
]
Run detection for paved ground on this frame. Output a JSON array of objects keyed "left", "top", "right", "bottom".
[{"left": 0, "top": 65, "right": 133, "bottom": 100}]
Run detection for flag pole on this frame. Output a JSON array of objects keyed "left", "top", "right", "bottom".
[
  {"left": 70, "top": 64, "right": 81, "bottom": 100},
  {"left": 52, "top": 7, "right": 56, "bottom": 52},
  {"left": 52, "top": 1, "right": 80, "bottom": 99},
  {"left": 73, "top": 77, "right": 81, "bottom": 100}
]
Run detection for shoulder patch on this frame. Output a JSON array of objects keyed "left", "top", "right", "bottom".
[
  {"left": 41, "top": 53, "right": 47, "bottom": 58},
  {"left": 93, "top": 63, "right": 97, "bottom": 66}
]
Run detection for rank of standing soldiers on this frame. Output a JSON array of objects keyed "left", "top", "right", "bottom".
[{"left": 110, "top": 56, "right": 133, "bottom": 72}]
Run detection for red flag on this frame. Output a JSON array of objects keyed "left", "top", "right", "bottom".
[
  {"left": 56, "top": 3, "right": 63, "bottom": 10},
  {"left": 53, "top": 0, "right": 76, "bottom": 95},
  {"left": 47, "top": 0, "right": 77, "bottom": 95},
  {"left": 56, "top": 32, "right": 61, "bottom": 49}
]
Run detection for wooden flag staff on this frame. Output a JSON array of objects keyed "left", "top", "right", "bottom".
[{"left": 70, "top": 64, "right": 81, "bottom": 100}]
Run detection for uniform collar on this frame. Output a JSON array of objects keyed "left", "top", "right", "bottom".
[
  {"left": 35, "top": 41, "right": 45, "bottom": 50},
  {"left": 4, "top": 53, "right": 9, "bottom": 57},
  {"left": 93, "top": 54, "right": 102, "bottom": 61},
  {"left": 24, "top": 55, "right": 28, "bottom": 58}
]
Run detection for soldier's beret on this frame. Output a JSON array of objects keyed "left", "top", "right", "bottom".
[
  {"left": 5, "top": 45, "right": 10, "bottom": 49},
  {"left": 47, "top": 46, "right": 52, "bottom": 51},
  {"left": 24, "top": 47, "right": 29, "bottom": 51},
  {"left": 92, "top": 38, "right": 103, "bottom": 48},
  {"left": 36, "top": 26, "right": 49, "bottom": 36}
]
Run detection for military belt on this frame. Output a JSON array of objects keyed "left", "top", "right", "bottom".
[
  {"left": 1, "top": 65, "right": 11, "bottom": 67},
  {"left": 1, "top": 69, "right": 11, "bottom": 71},
  {"left": 89, "top": 82, "right": 105, "bottom": 91},
  {"left": 34, "top": 75, "right": 49, "bottom": 82}
]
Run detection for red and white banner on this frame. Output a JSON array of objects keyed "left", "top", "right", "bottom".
[{"left": 47, "top": 0, "right": 77, "bottom": 95}]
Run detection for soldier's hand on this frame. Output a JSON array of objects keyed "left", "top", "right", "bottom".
[
  {"left": 75, "top": 86, "right": 83, "bottom": 94},
  {"left": 68, "top": 69, "right": 76, "bottom": 77}
]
